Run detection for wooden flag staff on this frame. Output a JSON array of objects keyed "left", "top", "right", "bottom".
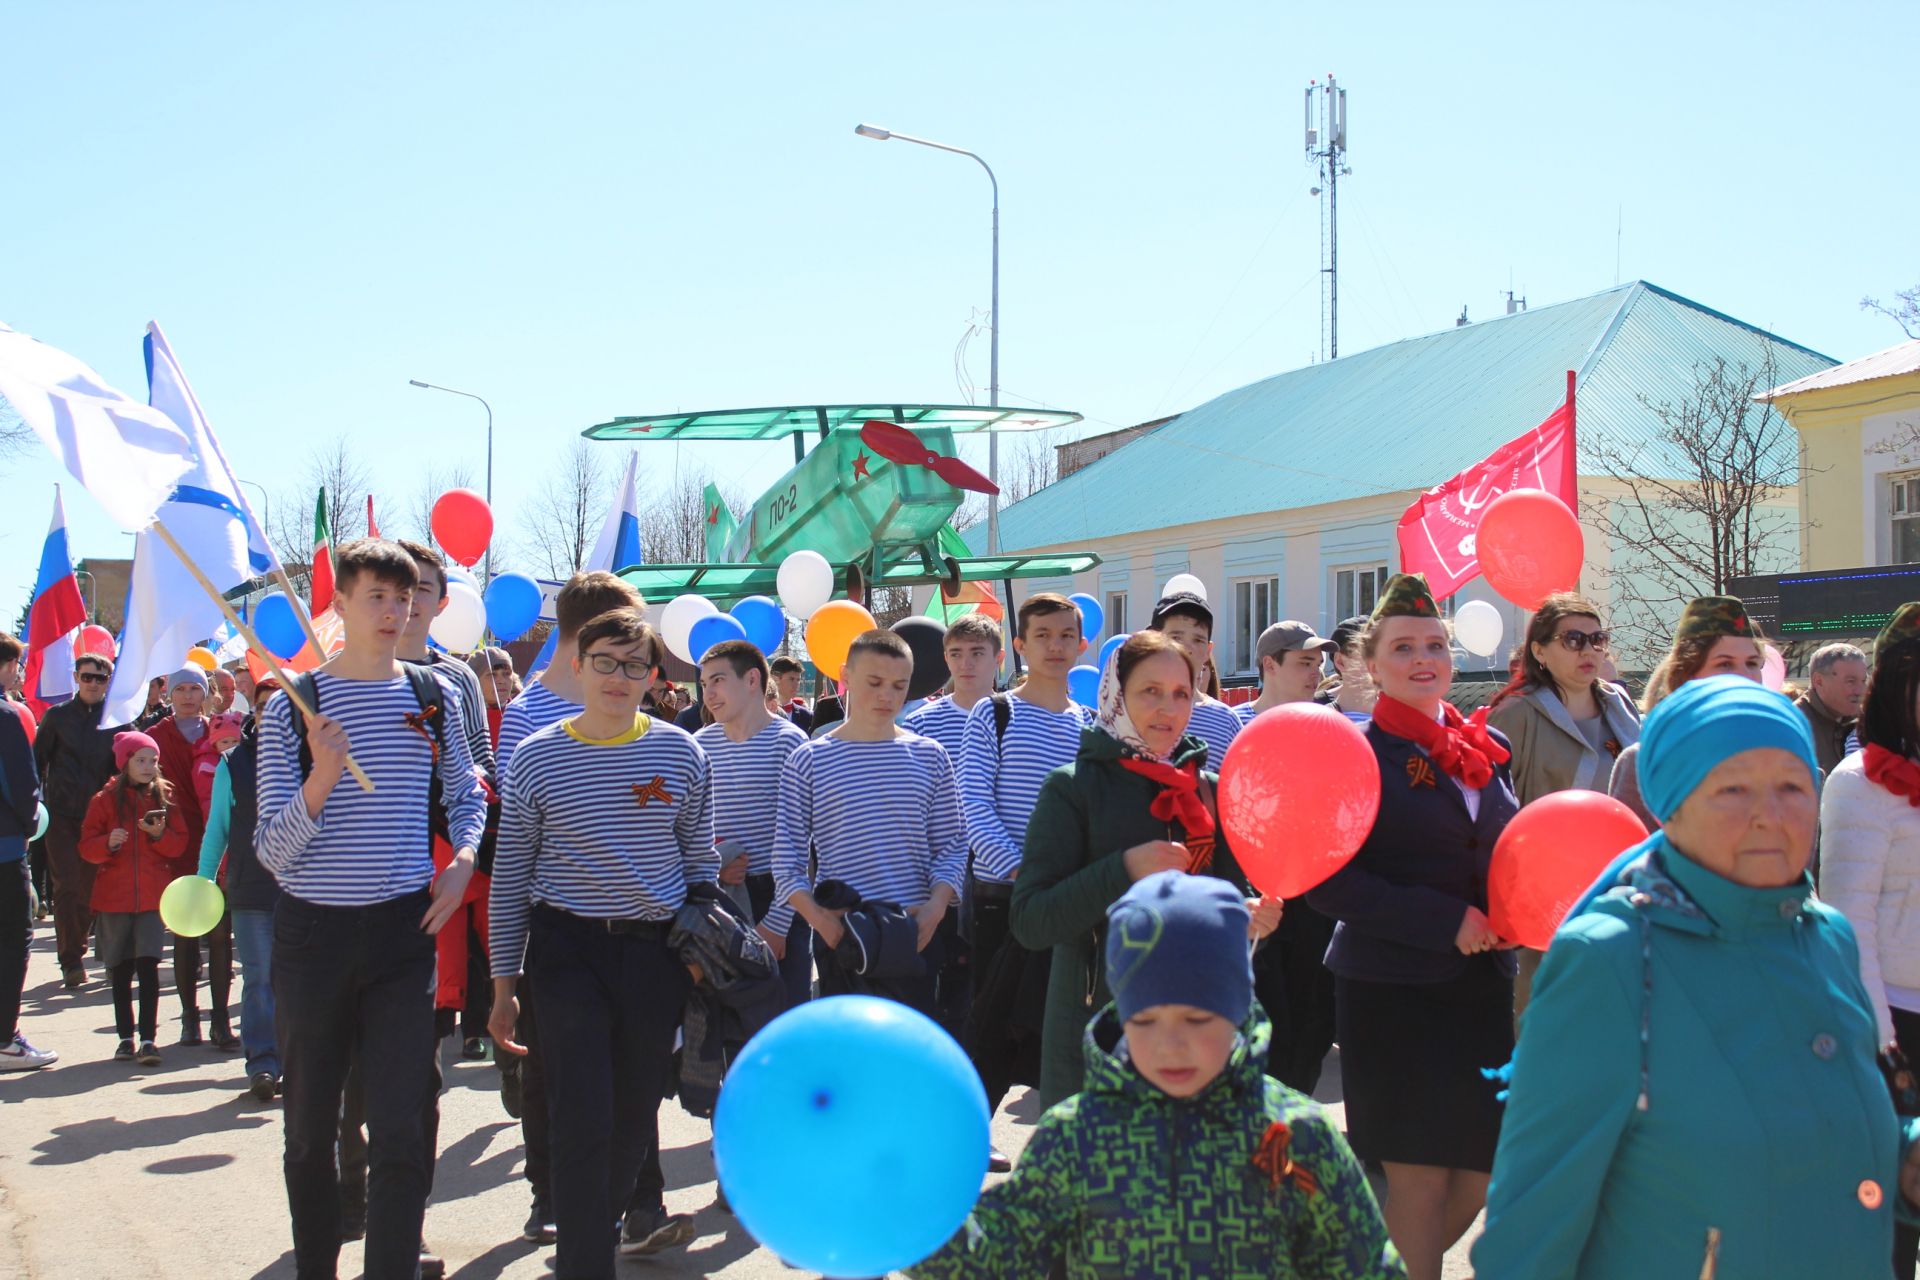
[{"left": 148, "top": 519, "right": 374, "bottom": 793}]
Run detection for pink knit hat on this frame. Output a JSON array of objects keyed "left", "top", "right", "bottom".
[{"left": 113, "top": 731, "right": 160, "bottom": 770}]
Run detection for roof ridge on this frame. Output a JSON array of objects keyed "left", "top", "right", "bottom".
[
  {"left": 1573, "top": 282, "right": 1646, "bottom": 388},
  {"left": 1629, "top": 281, "right": 1835, "bottom": 363}
]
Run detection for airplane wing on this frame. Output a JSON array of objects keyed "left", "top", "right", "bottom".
[{"left": 615, "top": 551, "right": 1101, "bottom": 605}]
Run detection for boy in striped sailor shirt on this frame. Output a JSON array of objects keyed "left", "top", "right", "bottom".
[
  {"left": 487, "top": 607, "right": 715, "bottom": 1278},
  {"left": 900, "top": 612, "right": 1002, "bottom": 762},
  {"left": 775, "top": 628, "right": 966, "bottom": 1017},
  {"left": 693, "top": 639, "right": 811, "bottom": 1006},
  {"left": 1151, "top": 589, "right": 1243, "bottom": 764},
  {"left": 254, "top": 540, "right": 486, "bottom": 1280}
]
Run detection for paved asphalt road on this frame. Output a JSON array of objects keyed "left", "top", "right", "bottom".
[{"left": 0, "top": 930, "right": 1478, "bottom": 1277}]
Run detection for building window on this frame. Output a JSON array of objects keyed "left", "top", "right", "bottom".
[
  {"left": 1233, "top": 576, "right": 1281, "bottom": 674},
  {"left": 1894, "top": 473, "right": 1920, "bottom": 564},
  {"left": 1333, "top": 563, "right": 1390, "bottom": 622},
  {"left": 1106, "top": 591, "right": 1127, "bottom": 636}
]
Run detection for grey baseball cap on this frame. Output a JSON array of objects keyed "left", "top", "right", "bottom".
[{"left": 1256, "top": 621, "right": 1338, "bottom": 664}]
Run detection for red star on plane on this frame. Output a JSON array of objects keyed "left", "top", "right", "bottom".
[
  {"left": 708, "top": 504, "right": 721, "bottom": 525},
  {"left": 852, "top": 452, "right": 871, "bottom": 479}
]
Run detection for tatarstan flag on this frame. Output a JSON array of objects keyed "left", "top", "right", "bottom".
[
  {"left": 309, "top": 488, "right": 334, "bottom": 616},
  {"left": 928, "top": 524, "right": 1003, "bottom": 623}
]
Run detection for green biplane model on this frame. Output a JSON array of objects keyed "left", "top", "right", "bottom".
[{"left": 581, "top": 403, "right": 1101, "bottom": 605}]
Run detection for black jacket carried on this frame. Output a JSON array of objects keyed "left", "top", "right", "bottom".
[
  {"left": 33, "top": 696, "right": 126, "bottom": 820},
  {"left": 670, "top": 883, "right": 786, "bottom": 1118},
  {"left": 218, "top": 723, "right": 280, "bottom": 913}
]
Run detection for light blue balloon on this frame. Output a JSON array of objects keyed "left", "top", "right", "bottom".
[
  {"left": 1098, "top": 632, "right": 1128, "bottom": 672},
  {"left": 483, "top": 572, "right": 543, "bottom": 643},
  {"left": 688, "top": 612, "right": 749, "bottom": 663},
  {"left": 1069, "top": 591, "right": 1104, "bottom": 642},
  {"left": 715, "top": 996, "right": 988, "bottom": 1277},
  {"left": 32, "top": 802, "right": 49, "bottom": 843},
  {"left": 254, "top": 593, "right": 308, "bottom": 661},
  {"left": 1068, "top": 663, "right": 1101, "bottom": 707},
  {"left": 730, "top": 594, "right": 787, "bottom": 654}
]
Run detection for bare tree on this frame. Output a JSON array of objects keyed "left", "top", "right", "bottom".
[
  {"left": 1583, "top": 350, "right": 1806, "bottom": 662},
  {"left": 637, "top": 470, "right": 747, "bottom": 565},
  {"left": 1863, "top": 284, "right": 1920, "bottom": 340},
  {"left": 268, "top": 437, "right": 375, "bottom": 592},
  {"left": 519, "top": 441, "right": 612, "bottom": 578},
  {"left": 408, "top": 462, "right": 478, "bottom": 546},
  {"left": 0, "top": 404, "right": 30, "bottom": 460},
  {"left": 1000, "top": 429, "right": 1060, "bottom": 505}
]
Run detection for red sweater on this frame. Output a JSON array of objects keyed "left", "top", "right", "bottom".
[{"left": 79, "top": 778, "right": 189, "bottom": 913}]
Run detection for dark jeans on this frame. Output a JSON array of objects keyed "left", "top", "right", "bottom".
[
  {"left": 745, "top": 872, "right": 814, "bottom": 1008},
  {"left": 1, "top": 858, "right": 30, "bottom": 1039},
  {"left": 174, "top": 911, "right": 234, "bottom": 1021},
  {"left": 511, "top": 973, "right": 552, "bottom": 1204},
  {"left": 1896, "top": 1005, "right": 1920, "bottom": 1278},
  {"left": 43, "top": 813, "right": 94, "bottom": 971},
  {"left": 274, "top": 889, "right": 437, "bottom": 1280},
  {"left": 964, "top": 880, "right": 1015, "bottom": 1113},
  {"left": 530, "top": 905, "right": 688, "bottom": 1280}
]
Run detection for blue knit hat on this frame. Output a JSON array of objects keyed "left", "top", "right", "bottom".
[
  {"left": 1105, "top": 871, "right": 1251, "bottom": 1025},
  {"left": 1638, "top": 674, "right": 1819, "bottom": 822}
]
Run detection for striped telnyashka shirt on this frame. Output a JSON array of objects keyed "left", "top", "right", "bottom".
[
  {"left": 773, "top": 732, "right": 966, "bottom": 913},
  {"left": 900, "top": 695, "right": 974, "bottom": 764},
  {"left": 1186, "top": 697, "right": 1243, "bottom": 768},
  {"left": 496, "top": 680, "right": 579, "bottom": 780},
  {"left": 959, "top": 695, "right": 1093, "bottom": 884},
  {"left": 489, "top": 713, "right": 716, "bottom": 979},
  {"left": 695, "top": 716, "right": 809, "bottom": 935},
  {"left": 256, "top": 672, "right": 487, "bottom": 906}
]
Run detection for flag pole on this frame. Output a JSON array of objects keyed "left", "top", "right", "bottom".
[
  {"left": 149, "top": 519, "right": 374, "bottom": 793},
  {"left": 269, "top": 562, "right": 328, "bottom": 654}
]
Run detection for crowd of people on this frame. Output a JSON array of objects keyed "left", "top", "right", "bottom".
[{"left": 4, "top": 546, "right": 1920, "bottom": 1279}]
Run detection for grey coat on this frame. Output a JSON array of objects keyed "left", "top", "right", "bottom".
[{"left": 1488, "top": 684, "right": 1641, "bottom": 807}]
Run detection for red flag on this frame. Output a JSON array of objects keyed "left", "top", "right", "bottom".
[
  {"left": 1396, "top": 374, "right": 1577, "bottom": 601},
  {"left": 309, "top": 488, "right": 334, "bottom": 617},
  {"left": 366, "top": 494, "right": 381, "bottom": 539}
]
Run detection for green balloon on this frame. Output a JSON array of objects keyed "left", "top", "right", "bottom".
[
  {"left": 31, "top": 802, "right": 48, "bottom": 843},
  {"left": 159, "top": 875, "right": 226, "bottom": 938}
]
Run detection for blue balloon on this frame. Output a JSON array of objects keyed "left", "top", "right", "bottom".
[
  {"left": 1098, "top": 632, "right": 1128, "bottom": 672},
  {"left": 715, "top": 996, "right": 987, "bottom": 1276},
  {"left": 730, "top": 594, "right": 787, "bottom": 654},
  {"left": 688, "top": 612, "right": 749, "bottom": 663},
  {"left": 1069, "top": 591, "right": 1104, "bottom": 642},
  {"left": 483, "top": 572, "right": 543, "bottom": 643},
  {"left": 254, "top": 593, "right": 308, "bottom": 661},
  {"left": 1068, "top": 663, "right": 1101, "bottom": 707}
]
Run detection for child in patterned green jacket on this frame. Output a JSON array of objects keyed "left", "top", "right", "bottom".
[{"left": 909, "top": 871, "right": 1403, "bottom": 1280}]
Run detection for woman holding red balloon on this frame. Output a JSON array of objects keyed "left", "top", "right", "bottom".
[{"left": 1304, "top": 573, "right": 1519, "bottom": 1280}]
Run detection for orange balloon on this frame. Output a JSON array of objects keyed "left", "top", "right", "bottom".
[
  {"left": 804, "top": 600, "right": 878, "bottom": 681},
  {"left": 1486, "top": 790, "right": 1649, "bottom": 949},
  {"left": 186, "top": 646, "right": 218, "bottom": 671}
]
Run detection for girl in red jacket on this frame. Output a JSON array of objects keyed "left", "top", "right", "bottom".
[{"left": 79, "top": 731, "right": 188, "bottom": 1066}]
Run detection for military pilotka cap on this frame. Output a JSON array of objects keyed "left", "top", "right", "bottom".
[
  {"left": 1257, "top": 620, "right": 1339, "bottom": 664},
  {"left": 1674, "top": 596, "right": 1754, "bottom": 644},
  {"left": 1370, "top": 573, "right": 1441, "bottom": 622},
  {"left": 1876, "top": 602, "right": 1920, "bottom": 664}
]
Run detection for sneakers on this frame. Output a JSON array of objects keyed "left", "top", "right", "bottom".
[
  {"left": 619, "top": 1205, "right": 697, "bottom": 1256},
  {"left": 0, "top": 1032, "right": 57, "bottom": 1071},
  {"left": 249, "top": 1071, "right": 279, "bottom": 1102},
  {"left": 461, "top": 1036, "right": 489, "bottom": 1061},
  {"left": 498, "top": 1055, "right": 523, "bottom": 1119},
  {"left": 988, "top": 1146, "right": 1013, "bottom": 1174},
  {"left": 522, "top": 1196, "right": 556, "bottom": 1244},
  {"left": 113, "top": 1038, "right": 136, "bottom": 1062},
  {"left": 62, "top": 966, "right": 85, "bottom": 990},
  {"left": 135, "top": 1041, "right": 162, "bottom": 1067}
]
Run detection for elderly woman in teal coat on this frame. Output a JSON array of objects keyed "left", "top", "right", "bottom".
[{"left": 1473, "top": 676, "right": 1920, "bottom": 1279}]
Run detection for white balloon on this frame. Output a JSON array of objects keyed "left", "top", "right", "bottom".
[
  {"left": 659, "top": 593, "right": 719, "bottom": 664},
  {"left": 1454, "top": 599, "right": 1505, "bottom": 658},
  {"left": 777, "top": 550, "right": 835, "bottom": 620},
  {"left": 1163, "top": 572, "right": 1208, "bottom": 602},
  {"left": 430, "top": 582, "right": 487, "bottom": 653}
]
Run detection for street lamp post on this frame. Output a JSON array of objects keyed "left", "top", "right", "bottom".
[
  {"left": 409, "top": 379, "right": 496, "bottom": 580},
  {"left": 854, "top": 123, "right": 1001, "bottom": 554}
]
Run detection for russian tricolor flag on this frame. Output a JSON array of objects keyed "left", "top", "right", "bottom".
[{"left": 24, "top": 487, "right": 88, "bottom": 714}]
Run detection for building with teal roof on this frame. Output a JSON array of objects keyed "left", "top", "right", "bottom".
[{"left": 978, "top": 280, "right": 1834, "bottom": 676}]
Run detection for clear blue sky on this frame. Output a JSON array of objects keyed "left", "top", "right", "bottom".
[{"left": 5, "top": 2, "right": 1914, "bottom": 622}]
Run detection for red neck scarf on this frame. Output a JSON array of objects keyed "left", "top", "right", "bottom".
[
  {"left": 1371, "top": 695, "right": 1510, "bottom": 789},
  {"left": 1866, "top": 745, "right": 1920, "bottom": 807},
  {"left": 1117, "top": 756, "right": 1216, "bottom": 873}
]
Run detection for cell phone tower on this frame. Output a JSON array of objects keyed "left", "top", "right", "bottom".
[{"left": 1305, "top": 75, "right": 1350, "bottom": 362}]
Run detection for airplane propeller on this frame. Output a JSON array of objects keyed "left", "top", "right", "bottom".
[{"left": 859, "top": 420, "right": 1001, "bottom": 496}]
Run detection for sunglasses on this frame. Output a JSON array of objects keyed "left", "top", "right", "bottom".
[
  {"left": 587, "top": 654, "right": 653, "bottom": 680},
  {"left": 76, "top": 672, "right": 110, "bottom": 685},
  {"left": 1553, "top": 629, "right": 1611, "bottom": 653}
]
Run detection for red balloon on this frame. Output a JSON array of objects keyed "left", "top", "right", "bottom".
[
  {"left": 1487, "top": 790, "right": 1649, "bottom": 949},
  {"left": 430, "top": 489, "right": 493, "bottom": 568},
  {"left": 1218, "top": 704, "right": 1381, "bottom": 898},
  {"left": 1475, "top": 488, "right": 1584, "bottom": 610},
  {"left": 75, "top": 624, "right": 117, "bottom": 661}
]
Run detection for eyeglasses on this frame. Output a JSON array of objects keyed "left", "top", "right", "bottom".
[
  {"left": 76, "top": 672, "right": 110, "bottom": 685},
  {"left": 587, "top": 654, "right": 653, "bottom": 680},
  {"left": 1554, "top": 629, "right": 1611, "bottom": 652}
]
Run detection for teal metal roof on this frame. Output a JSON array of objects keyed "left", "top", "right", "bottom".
[{"left": 995, "top": 282, "right": 1835, "bottom": 552}]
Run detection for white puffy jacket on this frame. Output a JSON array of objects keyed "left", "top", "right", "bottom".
[{"left": 1820, "top": 751, "right": 1920, "bottom": 1044}]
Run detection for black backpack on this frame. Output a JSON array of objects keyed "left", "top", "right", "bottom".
[{"left": 284, "top": 662, "right": 453, "bottom": 843}]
